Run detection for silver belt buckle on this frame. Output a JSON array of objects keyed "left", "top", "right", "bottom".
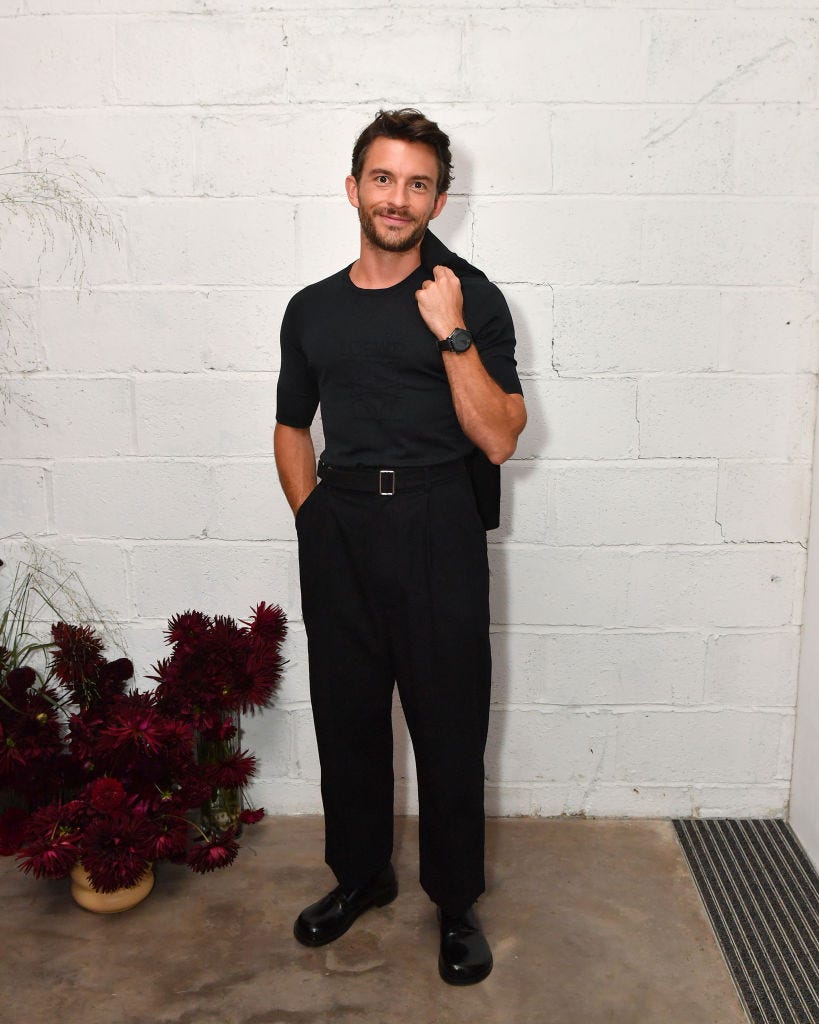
[{"left": 379, "top": 469, "right": 395, "bottom": 496}]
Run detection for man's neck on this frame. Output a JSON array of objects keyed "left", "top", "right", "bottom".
[{"left": 348, "top": 236, "right": 423, "bottom": 290}]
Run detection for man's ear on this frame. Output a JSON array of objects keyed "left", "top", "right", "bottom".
[
  {"left": 345, "top": 174, "right": 360, "bottom": 209},
  {"left": 430, "top": 191, "right": 448, "bottom": 221}
]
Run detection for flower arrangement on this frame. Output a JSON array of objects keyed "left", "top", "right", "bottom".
[{"left": 0, "top": 601, "right": 287, "bottom": 894}]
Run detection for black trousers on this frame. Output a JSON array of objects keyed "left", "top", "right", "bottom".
[{"left": 295, "top": 458, "right": 492, "bottom": 916}]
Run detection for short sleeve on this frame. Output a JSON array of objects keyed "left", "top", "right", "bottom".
[
  {"left": 275, "top": 295, "right": 320, "bottom": 428},
  {"left": 466, "top": 281, "right": 523, "bottom": 396}
]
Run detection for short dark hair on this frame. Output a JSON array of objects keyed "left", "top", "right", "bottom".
[{"left": 351, "top": 108, "right": 453, "bottom": 195}]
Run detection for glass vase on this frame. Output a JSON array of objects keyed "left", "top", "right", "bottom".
[{"left": 196, "top": 712, "right": 244, "bottom": 837}]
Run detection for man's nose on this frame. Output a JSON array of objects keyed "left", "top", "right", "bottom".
[{"left": 384, "top": 181, "right": 407, "bottom": 207}]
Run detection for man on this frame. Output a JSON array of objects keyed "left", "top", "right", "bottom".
[{"left": 274, "top": 109, "right": 526, "bottom": 985}]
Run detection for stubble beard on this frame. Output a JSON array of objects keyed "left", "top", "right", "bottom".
[{"left": 358, "top": 205, "right": 431, "bottom": 254}]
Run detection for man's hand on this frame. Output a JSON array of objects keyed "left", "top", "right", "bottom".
[
  {"left": 415, "top": 265, "right": 466, "bottom": 341},
  {"left": 273, "top": 423, "right": 317, "bottom": 516}
]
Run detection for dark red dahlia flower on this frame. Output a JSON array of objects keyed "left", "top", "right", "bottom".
[
  {"left": 5, "top": 666, "right": 37, "bottom": 699},
  {"left": 210, "top": 614, "right": 243, "bottom": 644},
  {"left": 238, "top": 807, "right": 264, "bottom": 826},
  {"left": 97, "top": 692, "right": 171, "bottom": 761},
  {"left": 88, "top": 777, "right": 126, "bottom": 813},
  {"left": 146, "top": 656, "right": 173, "bottom": 685},
  {"left": 80, "top": 813, "right": 153, "bottom": 893},
  {"left": 50, "top": 622, "right": 105, "bottom": 689},
  {"left": 17, "top": 835, "right": 79, "bottom": 878},
  {"left": 186, "top": 827, "right": 239, "bottom": 873},
  {"left": 237, "top": 650, "right": 284, "bottom": 713},
  {"left": 197, "top": 716, "right": 237, "bottom": 744},
  {"left": 66, "top": 707, "right": 106, "bottom": 763},
  {"left": 146, "top": 819, "right": 189, "bottom": 860},
  {"left": 151, "top": 652, "right": 217, "bottom": 723},
  {"left": 103, "top": 658, "right": 134, "bottom": 684},
  {"left": 162, "top": 718, "right": 196, "bottom": 748},
  {"left": 15, "top": 690, "right": 63, "bottom": 754},
  {"left": 60, "top": 800, "right": 87, "bottom": 826},
  {"left": 174, "top": 776, "right": 216, "bottom": 810},
  {"left": 243, "top": 602, "right": 287, "bottom": 647},
  {"left": 0, "top": 726, "right": 27, "bottom": 777},
  {"left": 204, "top": 750, "right": 257, "bottom": 789},
  {"left": 164, "top": 610, "right": 212, "bottom": 650},
  {"left": 17, "top": 803, "right": 82, "bottom": 879}
]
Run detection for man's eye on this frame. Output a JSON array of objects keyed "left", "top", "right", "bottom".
[
  {"left": 412, "top": 181, "right": 426, "bottom": 190},
  {"left": 377, "top": 175, "right": 389, "bottom": 184}
]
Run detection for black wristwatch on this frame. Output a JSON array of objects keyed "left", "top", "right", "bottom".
[{"left": 438, "top": 327, "right": 473, "bottom": 354}]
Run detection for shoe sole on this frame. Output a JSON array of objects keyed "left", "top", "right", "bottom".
[
  {"left": 438, "top": 955, "right": 494, "bottom": 986},
  {"left": 293, "top": 880, "right": 398, "bottom": 947}
]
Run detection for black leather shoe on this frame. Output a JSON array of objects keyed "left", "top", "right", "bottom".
[
  {"left": 438, "top": 905, "right": 493, "bottom": 985},
  {"left": 293, "top": 863, "right": 398, "bottom": 947}
]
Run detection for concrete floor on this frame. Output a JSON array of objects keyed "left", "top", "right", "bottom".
[{"left": 2, "top": 816, "right": 748, "bottom": 1024}]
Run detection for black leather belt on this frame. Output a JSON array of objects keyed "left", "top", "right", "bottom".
[{"left": 317, "top": 457, "right": 465, "bottom": 496}]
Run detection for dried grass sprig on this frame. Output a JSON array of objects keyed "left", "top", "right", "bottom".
[{"left": 0, "top": 127, "right": 123, "bottom": 420}]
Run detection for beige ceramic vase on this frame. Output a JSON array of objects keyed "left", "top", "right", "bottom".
[{"left": 69, "top": 862, "right": 155, "bottom": 914}]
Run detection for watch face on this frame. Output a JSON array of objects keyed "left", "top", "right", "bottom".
[{"left": 450, "top": 329, "right": 473, "bottom": 352}]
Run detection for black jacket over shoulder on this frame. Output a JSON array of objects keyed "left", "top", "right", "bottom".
[{"left": 420, "top": 230, "right": 519, "bottom": 531}]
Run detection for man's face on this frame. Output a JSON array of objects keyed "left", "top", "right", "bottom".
[{"left": 345, "top": 137, "right": 448, "bottom": 254}]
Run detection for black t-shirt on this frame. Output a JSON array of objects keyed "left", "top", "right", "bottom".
[{"left": 276, "top": 260, "right": 522, "bottom": 468}]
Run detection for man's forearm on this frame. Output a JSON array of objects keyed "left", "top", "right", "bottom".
[
  {"left": 442, "top": 348, "right": 527, "bottom": 465},
  {"left": 415, "top": 265, "right": 526, "bottom": 464},
  {"left": 274, "top": 423, "right": 317, "bottom": 515}
]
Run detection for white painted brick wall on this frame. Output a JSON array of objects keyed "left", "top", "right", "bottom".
[
  {"left": 1, "top": 1, "right": 816, "bottom": 822},
  {"left": 546, "top": 462, "right": 722, "bottom": 546},
  {"left": 134, "top": 377, "right": 277, "bottom": 456},
  {"left": 286, "top": 14, "right": 464, "bottom": 103},
  {"left": 705, "top": 632, "right": 800, "bottom": 706},
  {"left": 196, "top": 107, "right": 364, "bottom": 197},
  {"left": 129, "top": 542, "right": 300, "bottom": 620},
  {"left": 641, "top": 201, "right": 813, "bottom": 285},
  {"left": 613, "top": 710, "right": 783, "bottom": 784},
  {"left": 515, "top": 379, "right": 639, "bottom": 459},
  {"left": 115, "top": 16, "right": 288, "bottom": 106},
  {"left": 469, "top": 11, "right": 646, "bottom": 103},
  {"left": 474, "top": 198, "right": 643, "bottom": 283},
  {"left": 40, "top": 288, "right": 288, "bottom": 373},
  {"left": 490, "top": 546, "right": 804, "bottom": 628},
  {"left": 645, "top": 13, "right": 817, "bottom": 103},
  {"left": 126, "top": 199, "right": 296, "bottom": 286},
  {"left": 25, "top": 110, "right": 194, "bottom": 197},
  {"left": 717, "top": 463, "right": 811, "bottom": 543},
  {"left": 491, "top": 630, "right": 707, "bottom": 707},
  {"left": 1, "top": 379, "right": 134, "bottom": 458},
  {"left": 553, "top": 107, "right": 735, "bottom": 195},
  {"left": 1, "top": 465, "right": 49, "bottom": 534},
  {"left": 0, "top": 16, "right": 115, "bottom": 107},
  {"left": 0, "top": 213, "right": 125, "bottom": 291},
  {"left": 638, "top": 376, "right": 815, "bottom": 460},
  {"left": 52, "top": 459, "right": 212, "bottom": 539}
]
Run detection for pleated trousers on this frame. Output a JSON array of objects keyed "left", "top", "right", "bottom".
[{"left": 295, "top": 459, "right": 492, "bottom": 916}]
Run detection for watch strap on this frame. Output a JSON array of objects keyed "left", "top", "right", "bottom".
[{"left": 438, "top": 327, "right": 473, "bottom": 353}]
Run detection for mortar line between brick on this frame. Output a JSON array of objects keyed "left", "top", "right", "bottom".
[
  {"left": 128, "top": 375, "right": 138, "bottom": 455},
  {"left": 43, "top": 460, "right": 55, "bottom": 535}
]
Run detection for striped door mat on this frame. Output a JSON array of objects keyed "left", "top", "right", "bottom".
[{"left": 673, "top": 818, "right": 819, "bottom": 1024}]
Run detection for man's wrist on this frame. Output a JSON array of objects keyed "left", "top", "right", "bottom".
[
  {"left": 436, "top": 322, "right": 467, "bottom": 343},
  {"left": 438, "top": 326, "right": 473, "bottom": 354}
]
